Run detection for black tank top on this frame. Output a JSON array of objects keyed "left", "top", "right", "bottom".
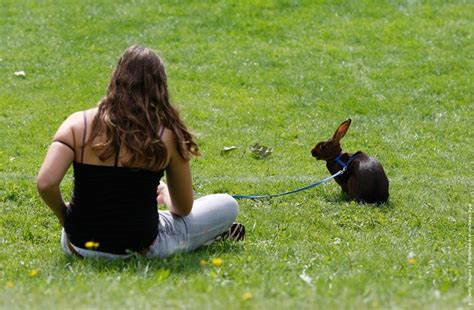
[
  {"left": 63, "top": 111, "right": 165, "bottom": 254},
  {"left": 65, "top": 163, "right": 163, "bottom": 254}
]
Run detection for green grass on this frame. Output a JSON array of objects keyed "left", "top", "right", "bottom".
[{"left": 1, "top": 0, "right": 472, "bottom": 308}]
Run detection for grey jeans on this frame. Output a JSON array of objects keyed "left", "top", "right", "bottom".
[{"left": 61, "top": 194, "right": 239, "bottom": 259}]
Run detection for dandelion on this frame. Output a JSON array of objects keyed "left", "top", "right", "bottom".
[
  {"left": 242, "top": 292, "right": 252, "bottom": 301},
  {"left": 6, "top": 281, "right": 14, "bottom": 288},
  {"left": 200, "top": 259, "right": 208, "bottom": 267},
  {"left": 85, "top": 241, "right": 100, "bottom": 249},
  {"left": 211, "top": 258, "right": 223, "bottom": 267},
  {"left": 408, "top": 257, "right": 417, "bottom": 265},
  {"left": 29, "top": 268, "right": 38, "bottom": 277}
]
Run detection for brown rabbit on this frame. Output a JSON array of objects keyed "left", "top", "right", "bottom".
[{"left": 311, "top": 119, "right": 389, "bottom": 204}]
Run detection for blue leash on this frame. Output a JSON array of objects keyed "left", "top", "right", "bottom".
[
  {"left": 231, "top": 167, "right": 346, "bottom": 200},
  {"left": 231, "top": 153, "right": 359, "bottom": 200}
]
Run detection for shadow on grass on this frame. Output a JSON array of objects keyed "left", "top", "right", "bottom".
[
  {"left": 322, "top": 191, "right": 395, "bottom": 211},
  {"left": 55, "top": 241, "right": 244, "bottom": 275}
]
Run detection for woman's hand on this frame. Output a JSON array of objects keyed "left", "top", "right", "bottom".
[{"left": 156, "top": 181, "right": 172, "bottom": 207}]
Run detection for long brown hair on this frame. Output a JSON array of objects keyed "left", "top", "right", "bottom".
[{"left": 88, "top": 45, "right": 199, "bottom": 169}]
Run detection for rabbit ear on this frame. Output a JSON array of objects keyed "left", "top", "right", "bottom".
[{"left": 332, "top": 119, "right": 352, "bottom": 141}]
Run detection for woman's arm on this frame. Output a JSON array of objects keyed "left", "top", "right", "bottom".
[
  {"left": 160, "top": 130, "right": 194, "bottom": 216},
  {"left": 37, "top": 115, "right": 76, "bottom": 226}
]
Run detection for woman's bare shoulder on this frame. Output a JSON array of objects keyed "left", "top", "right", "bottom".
[
  {"left": 59, "top": 108, "right": 97, "bottom": 135},
  {"left": 53, "top": 108, "right": 98, "bottom": 144},
  {"left": 68, "top": 108, "right": 97, "bottom": 125},
  {"left": 160, "top": 127, "right": 175, "bottom": 141}
]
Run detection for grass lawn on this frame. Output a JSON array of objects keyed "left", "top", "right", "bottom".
[{"left": 0, "top": 0, "right": 472, "bottom": 308}]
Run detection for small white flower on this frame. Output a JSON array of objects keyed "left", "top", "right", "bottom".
[{"left": 14, "top": 71, "right": 26, "bottom": 77}]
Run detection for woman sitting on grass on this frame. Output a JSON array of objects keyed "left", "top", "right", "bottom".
[{"left": 37, "top": 45, "right": 245, "bottom": 259}]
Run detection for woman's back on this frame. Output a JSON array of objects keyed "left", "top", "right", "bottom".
[{"left": 61, "top": 108, "right": 166, "bottom": 254}]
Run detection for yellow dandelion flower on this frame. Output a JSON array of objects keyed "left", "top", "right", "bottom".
[
  {"left": 200, "top": 259, "right": 208, "bottom": 267},
  {"left": 211, "top": 258, "right": 223, "bottom": 267},
  {"left": 242, "top": 292, "right": 252, "bottom": 301},
  {"left": 6, "top": 281, "right": 14, "bottom": 288},
  {"left": 29, "top": 269, "right": 38, "bottom": 277},
  {"left": 85, "top": 241, "right": 100, "bottom": 249}
]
